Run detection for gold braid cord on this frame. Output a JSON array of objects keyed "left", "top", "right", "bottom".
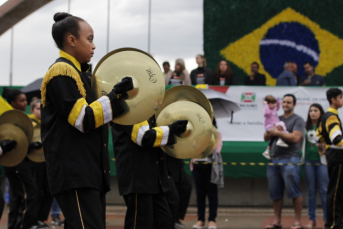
[{"left": 41, "top": 62, "right": 86, "bottom": 107}]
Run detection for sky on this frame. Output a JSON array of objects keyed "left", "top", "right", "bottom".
[{"left": 0, "top": 0, "right": 203, "bottom": 86}]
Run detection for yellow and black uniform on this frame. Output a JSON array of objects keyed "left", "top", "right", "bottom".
[
  {"left": 111, "top": 116, "right": 176, "bottom": 229},
  {"left": 165, "top": 155, "right": 192, "bottom": 223},
  {"left": 317, "top": 107, "right": 343, "bottom": 229},
  {"left": 41, "top": 51, "right": 124, "bottom": 229},
  {"left": 28, "top": 114, "right": 53, "bottom": 224},
  {"left": 4, "top": 113, "right": 39, "bottom": 229}
]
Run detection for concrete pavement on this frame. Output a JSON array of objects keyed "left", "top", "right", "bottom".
[{"left": 0, "top": 206, "right": 325, "bottom": 229}]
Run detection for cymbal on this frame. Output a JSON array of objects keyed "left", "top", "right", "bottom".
[
  {"left": 155, "top": 85, "right": 213, "bottom": 121},
  {"left": 0, "top": 123, "right": 28, "bottom": 167},
  {"left": 0, "top": 110, "right": 33, "bottom": 143},
  {"left": 156, "top": 101, "right": 212, "bottom": 159},
  {"left": 92, "top": 48, "right": 165, "bottom": 125},
  {"left": 27, "top": 123, "right": 45, "bottom": 163},
  {"left": 194, "top": 125, "right": 219, "bottom": 159}
]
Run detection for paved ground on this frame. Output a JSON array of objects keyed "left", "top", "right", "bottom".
[{"left": 0, "top": 206, "right": 325, "bottom": 229}]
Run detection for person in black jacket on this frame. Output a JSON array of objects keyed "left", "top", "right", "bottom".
[
  {"left": 41, "top": 12, "right": 133, "bottom": 229},
  {"left": 2, "top": 87, "right": 40, "bottom": 229},
  {"left": 244, "top": 62, "right": 266, "bottom": 86},
  {"left": 190, "top": 55, "right": 214, "bottom": 85},
  {"left": 214, "top": 60, "right": 238, "bottom": 85},
  {"left": 111, "top": 117, "right": 188, "bottom": 229},
  {"left": 165, "top": 154, "right": 192, "bottom": 229},
  {"left": 0, "top": 139, "right": 17, "bottom": 220}
]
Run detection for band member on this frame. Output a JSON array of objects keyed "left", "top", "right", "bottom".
[
  {"left": 317, "top": 88, "right": 343, "bottom": 229},
  {"left": 41, "top": 12, "right": 133, "bottom": 228},
  {"left": 0, "top": 139, "right": 16, "bottom": 220},
  {"left": 2, "top": 87, "right": 39, "bottom": 229},
  {"left": 165, "top": 155, "right": 192, "bottom": 228},
  {"left": 111, "top": 117, "right": 188, "bottom": 229},
  {"left": 28, "top": 99, "right": 52, "bottom": 228}
]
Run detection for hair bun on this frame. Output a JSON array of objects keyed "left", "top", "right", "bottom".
[
  {"left": 2, "top": 87, "right": 11, "bottom": 99},
  {"left": 53, "top": 12, "right": 72, "bottom": 22}
]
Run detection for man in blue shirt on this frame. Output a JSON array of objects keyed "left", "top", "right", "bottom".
[
  {"left": 276, "top": 62, "right": 297, "bottom": 86},
  {"left": 299, "top": 62, "right": 326, "bottom": 86}
]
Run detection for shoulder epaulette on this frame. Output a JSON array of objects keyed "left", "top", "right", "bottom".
[{"left": 41, "top": 62, "right": 86, "bottom": 107}]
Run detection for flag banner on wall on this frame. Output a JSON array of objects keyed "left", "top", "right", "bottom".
[{"left": 204, "top": 0, "right": 343, "bottom": 86}]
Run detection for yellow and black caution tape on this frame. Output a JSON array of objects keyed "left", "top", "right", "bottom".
[{"left": 111, "top": 158, "right": 325, "bottom": 166}]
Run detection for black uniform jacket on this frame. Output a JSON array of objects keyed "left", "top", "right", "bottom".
[
  {"left": 41, "top": 51, "right": 121, "bottom": 195},
  {"left": 111, "top": 116, "right": 175, "bottom": 196},
  {"left": 190, "top": 67, "right": 214, "bottom": 85},
  {"left": 165, "top": 154, "right": 185, "bottom": 183},
  {"left": 317, "top": 107, "right": 343, "bottom": 163}
]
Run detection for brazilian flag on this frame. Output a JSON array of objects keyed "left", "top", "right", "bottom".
[{"left": 204, "top": 0, "right": 343, "bottom": 86}]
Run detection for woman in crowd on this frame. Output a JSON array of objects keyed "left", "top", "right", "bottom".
[
  {"left": 2, "top": 87, "right": 40, "bottom": 229},
  {"left": 190, "top": 54, "right": 214, "bottom": 85},
  {"left": 191, "top": 118, "right": 223, "bottom": 229},
  {"left": 165, "top": 58, "right": 191, "bottom": 85},
  {"left": 214, "top": 60, "right": 238, "bottom": 85},
  {"left": 303, "top": 103, "right": 328, "bottom": 228}
]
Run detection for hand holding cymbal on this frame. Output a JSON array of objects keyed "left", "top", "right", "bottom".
[
  {"left": 169, "top": 120, "right": 188, "bottom": 137},
  {"left": 108, "top": 77, "right": 134, "bottom": 100},
  {"left": 0, "top": 139, "right": 17, "bottom": 154}
]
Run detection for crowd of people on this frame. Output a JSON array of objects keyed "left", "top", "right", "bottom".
[
  {"left": 162, "top": 56, "right": 326, "bottom": 87},
  {"left": 262, "top": 89, "right": 343, "bottom": 229}
]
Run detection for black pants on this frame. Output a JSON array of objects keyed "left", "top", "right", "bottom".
[
  {"left": 31, "top": 162, "right": 53, "bottom": 222},
  {"left": 0, "top": 178, "right": 4, "bottom": 220},
  {"left": 192, "top": 163, "right": 218, "bottom": 222},
  {"left": 55, "top": 188, "right": 106, "bottom": 229},
  {"left": 5, "top": 167, "right": 38, "bottom": 229},
  {"left": 175, "top": 169, "right": 192, "bottom": 220},
  {"left": 123, "top": 192, "right": 173, "bottom": 229},
  {"left": 165, "top": 176, "right": 180, "bottom": 226},
  {"left": 325, "top": 162, "right": 343, "bottom": 229}
]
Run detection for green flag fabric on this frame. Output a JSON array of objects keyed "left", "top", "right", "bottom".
[{"left": 204, "top": 0, "right": 343, "bottom": 86}]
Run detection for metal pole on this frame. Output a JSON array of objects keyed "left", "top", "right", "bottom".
[
  {"left": 68, "top": 0, "right": 70, "bottom": 13},
  {"left": 106, "top": 0, "right": 110, "bottom": 53},
  {"left": 148, "top": 0, "right": 151, "bottom": 53},
  {"left": 9, "top": 28, "right": 13, "bottom": 86}
]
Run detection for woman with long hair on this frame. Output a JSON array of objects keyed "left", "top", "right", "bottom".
[
  {"left": 165, "top": 58, "right": 191, "bottom": 85},
  {"left": 303, "top": 103, "right": 328, "bottom": 228},
  {"left": 214, "top": 60, "right": 238, "bottom": 85},
  {"left": 191, "top": 118, "right": 223, "bottom": 229},
  {"left": 2, "top": 87, "right": 40, "bottom": 228},
  {"left": 190, "top": 54, "right": 214, "bottom": 85}
]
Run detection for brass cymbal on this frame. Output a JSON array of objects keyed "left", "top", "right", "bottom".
[
  {"left": 0, "top": 110, "right": 33, "bottom": 143},
  {"left": 0, "top": 123, "right": 28, "bottom": 167},
  {"left": 27, "top": 123, "right": 45, "bottom": 163},
  {"left": 156, "top": 101, "right": 212, "bottom": 159},
  {"left": 155, "top": 85, "right": 213, "bottom": 121},
  {"left": 92, "top": 47, "right": 165, "bottom": 125},
  {"left": 194, "top": 125, "right": 219, "bottom": 159}
]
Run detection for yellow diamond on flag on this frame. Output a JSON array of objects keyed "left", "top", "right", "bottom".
[{"left": 220, "top": 7, "right": 343, "bottom": 85}]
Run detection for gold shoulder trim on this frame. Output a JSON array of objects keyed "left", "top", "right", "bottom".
[
  {"left": 41, "top": 62, "right": 86, "bottom": 107},
  {"left": 326, "top": 115, "right": 340, "bottom": 132}
]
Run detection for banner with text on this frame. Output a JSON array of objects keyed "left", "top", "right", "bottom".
[{"left": 218, "top": 86, "right": 341, "bottom": 141}]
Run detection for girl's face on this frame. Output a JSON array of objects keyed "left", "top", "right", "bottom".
[
  {"left": 309, "top": 106, "right": 321, "bottom": 122},
  {"left": 73, "top": 21, "right": 96, "bottom": 63},
  {"left": 268, "top": 102, "right": 276, "bottom": 109},
  {"left": 196, "top": 55, "right": 203, "bottom": 66},
  {"left": 219, "top": 61, "right": 227, "bottom": 73},
  {"left": 31, "top": 103, "right": 41, "bottom": 120},
  {"left": 175, "top": 63, "right": 181, "bottom": 72},
  {"left": 11, "top": 94, "right": 27, "bottom": 111}
]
